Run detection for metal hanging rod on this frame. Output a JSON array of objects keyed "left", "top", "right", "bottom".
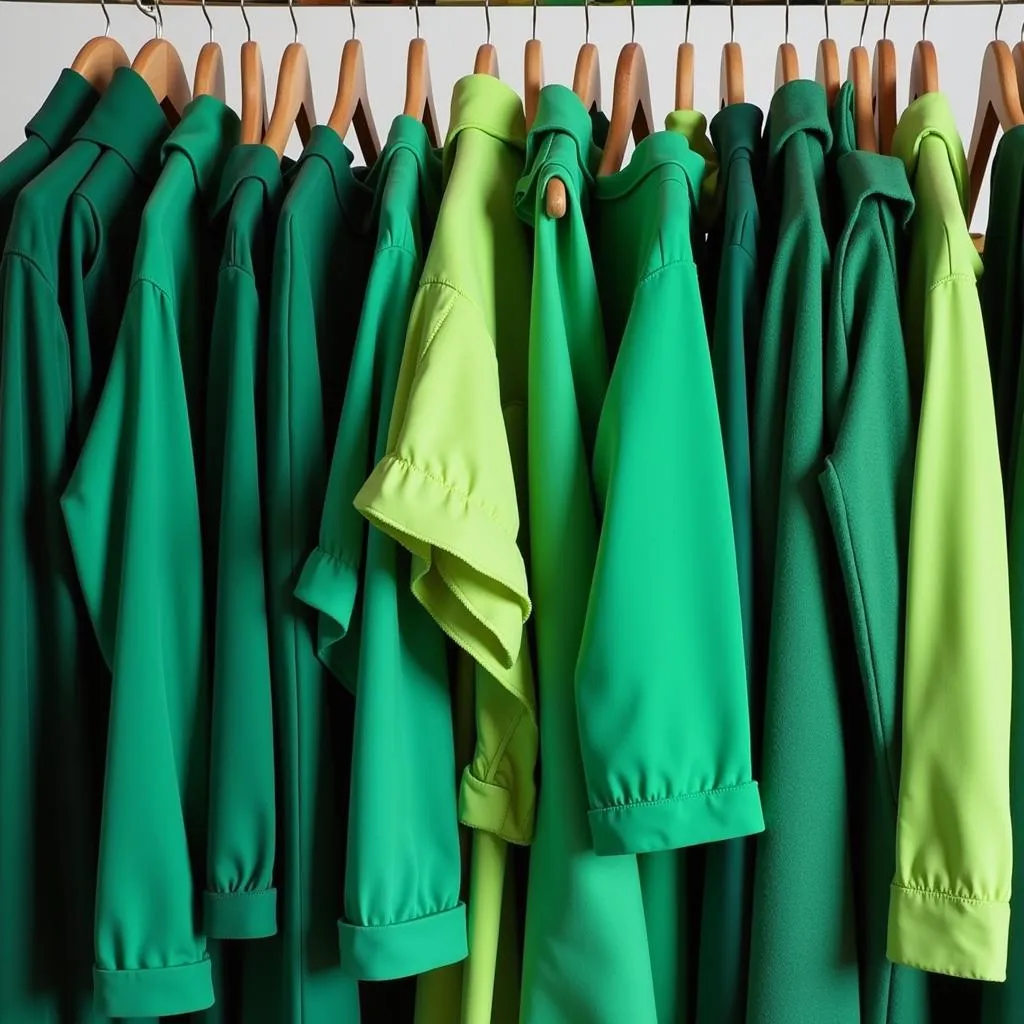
[{"left": 27, "top": 0, "right": 1012, "bottom": 6}]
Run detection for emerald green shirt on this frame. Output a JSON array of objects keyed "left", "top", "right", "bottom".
[
  {"left": 888, "top": 93, "right": 1012, "bottom": 983},
  {"left": 693, "top": 100, "right": 764, "bottom": 1024},
  {"left": 748, "top": 80, "right": 861, "bottom": 1024},
  {"left": 265, "top": 125, "right": 372, "bottom": 1024},
  {"left": 204, "top": 143, "right": 289, "bottom": 943},
  {"left": 61, "top": 93, "right": 239, "bottom": 1019},
  {"left": 294, "top": 116, "right": 467, "bottom": 983},
  {"left": 0, "top": 66, "right": 169, "bottom": 1023},
  {"left": 514, "top": 84, "right": 657, "bottom": 1024},
  {"left": 823, "top": 81, "right": 930, "bottom": 1024}
]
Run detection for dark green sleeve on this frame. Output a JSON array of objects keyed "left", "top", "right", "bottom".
[
  {"left": 203, "top": 263, "right": 277, "bottom": 939},
  {"left": 61, "top": 280, "right": 213, "bottom": 1018}
]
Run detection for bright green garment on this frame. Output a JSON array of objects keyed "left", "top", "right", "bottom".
[
  {"left": 294, "top": 116, "right": 467, "bottom": 982},
  {"left": 822, "top": 81, "right": 931, "bottom": 1024},
  {"left": 61, "top": 94, "right": 238, "bottom": 1019},
  {"left": 514, "top": 84, "right": 657, "bottom": 1024},
  {"left": 981, "top": 125, "right": 1024, "bottom": 1024},
  {"left": 204, "top": 143, "right": 289, "bottom": 942},
  {"left": 265, "top": 125, "right": 373, "bottom": 1023},
  {"left": 356, "top": 74, "right": 536, "bottom": 1024},
  {"left": 748, "top": 80, "right": 861, "bottom": 1023},
  {"left": 0, "top": 67, "right": 171, "bottom": 1024},
  {"left": 888, "top": 93, "right": 1012, "bottom": 983},
  {"left": 692, "top": 100, "right": 764, "bottom": 1024}
]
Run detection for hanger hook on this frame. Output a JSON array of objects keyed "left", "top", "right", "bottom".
[
  {"left": 859, "top": 0, "right": 870, "bottom": 49},
  {"left": 684, "top": 0, "right": 692, "bottom": 46},
  {"left": 729, "top": 0, "right": 735, "bottom": 45},
  {"left": 484, "top": 0, "right": 491, "bottom": 47},
  {"left": 630, "top": 0, "right": 636, "bottom": 45},
  {"left": 922, "top": 0, "right": 931, "bottom": 41},
  {"left": 996, "top": 0, "right": 1005, "bottom": 39},
  {"left": 134, "top": 0, "right": 161, "bottom": 39},
  {"left": 239, "top": 0, "right": 251, "bottom": 43},
  {"left": 412, "top": 0, "right": 420, "bottom": 42},
  {"left": 784, "top": 0, "right": 790, "bottom": 46},
  {"left": 200, "top": 0, "right": 213, "bottom": 45},
  {"left": 823, "top": 0, "right": 829, "bottom": 41},
  {"left": 532, "top": 0, "right": 538, "bottom": 42},
  {"left": 99, "top": 0, "right": 111, "bottom": 37},
  {"left": 288, "top": 0, "right": 298, "bottom": 44},
  {"left": 349, "top": 0, "right": 357, "bottom": 41},
  {"left": 584, "top": 0, "right": 590, "bottom": 46},
  {"left": 883, "top": 0, "right": 892, "bottom": 40}
]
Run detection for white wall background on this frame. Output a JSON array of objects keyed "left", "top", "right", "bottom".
[{"left": 0, "top": 1, "right": 1010, "bottom": 227}]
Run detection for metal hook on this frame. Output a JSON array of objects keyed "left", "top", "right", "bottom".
[
  {"left": 484, "top": 0, "right": 491, "bottom": 47},
  {"left": 729, "top": 0, "right": 735, "bottom": 46},
  {"left": 630, "top": 0, "right": 636, "bottom": 45},
  {"left": 684, "top": 0, "right": 692, "bottom": 47},
  {"left": 99, "top": 0, "right": 111, "bottom": 38},
  {"left": 823, "top": 0, "right": 829, "bottom": 41},
  {"left": 883, "top": 0, "right": 892, "bottom": 40},
  {"left": 584, "top": 0, "right": 590, "bottom": 46},
  {"left": 996, "top": 0, "right": 1005, "bottom": 39},
  {"left": 288, "top": 0, "right": 298, "bottom": 44},
  {"left": 349, "top": 0, "right": 357, "bottom": 41},
  {"left": 532, "top": 0, "right": 538, "bottom": 42},
  {"left": 859, "top": 0, "right": 870, "bottom": 49},
  {"left": 199, "top": 0, "right": 213, "bottom": 45},
  {"left": 134, "top": 0, "right": 161, "bottom": 39},
  {"left": 239, "top": 0, "right": 251, "bottom": 44},
  {"left": 784, "top": 0, "right": 790, "bottom": 46},
  {"left": 922, "top": 0, "right": 932, "bottom": 41},
  {"left": 412, "top": 0, "right": 420, "bottom": 42}
]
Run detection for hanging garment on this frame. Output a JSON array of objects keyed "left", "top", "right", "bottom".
[
  {"left": 980, "top": 124, "right": 1024, "bottom": 1024},
  {"left": 747, "top": 79, "right": 862, "bottom": 1024},
  {"left": 204, "top": 141, "right": 292, "bottom": 947},
  {"left": 0, "top": 66, "right": 170, "bottom": 1024},
  {"left": 821, "top": 80, "right": 931, "bottom": 1024},
  {"left": 60, "top": 93, "right": 239, "bottom": 1020},
  {"left": 692, "top": 99, "right": 764, "bottom": 1024},
  {"left": 293, "top": 115, "right": 467, "bottom": 983},
  {"left": 265, "top": 123, "right": 379, "bottom": 1024},
  {"left": 514, "top": 83, "right": 656, "bottom": 1024},
  {"left": 355, "top": 73, "right": 536, "bottom": 1024},
  {"left": 887, "top": 92, "right": 1012, "bottom": 984}
]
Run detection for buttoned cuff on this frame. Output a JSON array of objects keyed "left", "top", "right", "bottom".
[
  {"left": 887, "top": 883, "right": 1009, "bottom": 982},
  {"left": 338, "top": 903, "right": 468, "bottom": 981},
  {"left": 94, "top": 957, "right": 214, "bottom": 1018},
  {"left": 588, "top": 780, "right": 765, "bottom": 855},
  {"left": 204, "top": 888, "right": 277, "bottom": 939}
]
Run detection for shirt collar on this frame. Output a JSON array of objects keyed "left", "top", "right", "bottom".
[
  {"left": 363, "top": 114, "right": 442, "bottom": 212},
  {"left": 766, "top": 80, "right": 833, "bottom": 169},
  {"left": 830, "top": 81, "right": 857, "bottom": 160},
  {"left": 444, "top": 74, "right": 526, "bottom": 179},
  {"left": 212, "top": 143, "right": 285, "bottom": 219},
  {"left": 838, "top": 150, "right": 915, "bottom": 229},
  {"left": 710, "top": 102, "right": 764, "bottom": 169},
  {"left": 892, "top": 91, "right": 969, "bottom": 216},
  {"left": 293, "top": 124, "right": 374, "bottom": 221},
  {"left": 26, "top": 69, "right": 98, "bottom": 155},
  {"left": 594, "top": 129, "right": 706, "bottom": 214},
  {"left": 73, "top": 67, "right": 170, "bottom": 182},
  {"left": 162, "top": 95, "right": 240, "bottom": 201}
]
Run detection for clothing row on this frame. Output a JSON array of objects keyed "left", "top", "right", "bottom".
[{"left": 0, "top": 57, "right": 1019, "bottom": 1024}]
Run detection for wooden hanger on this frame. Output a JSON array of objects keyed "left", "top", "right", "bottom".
[
  {"left": 262, "top": 43, "right": 315, "bottom": 160},
  {"left": 909, "top": 1, "right": 939, "bottom": 102},
  {"left": 328, "top": 37, "right": 382, "bottom": 165},
  {"left": 775, "top": 0, "right": 799, "bottom": 90},
  {"left": 967, "top": 38, "right": 1024, "bottom": 220},
  {"left": 676, "top": 1, "right": 695, "bottom": 112},
  {"left": 815, "top": 2, "right": 840, "bottom": 107},
  {"left": 872, "top": 2, "right": 898, "bottom": 156},
  {"left": 719, "top": 0, "right": 744, "bottom": 107},
  {"left": 72, "top": 0, "right": 129, "bottom": 93},
  {"left": 525, "top": 41, "right": 544, "bottom": 128},
  {"left": 192, "top": 1, "right": 224, "bottom": 101},
  {"left": 475, "top": 0, "right": 499, "bottom": 77},
  {"left": 598, "top": 40, "right": 654, "bottom": 176},
  {"left": 404, "top": 37, "right": 440, "bottom": 147},
  {"left": 848, "top": 3, "right": 877, "bottom": 152},
  {"left": 131, "top": 1, "right": 191, "bottom": 126},
  {"left": 237, "top": 0, "right": 267, "bottom": 144}
]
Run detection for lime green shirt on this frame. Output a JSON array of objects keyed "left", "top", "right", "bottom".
[
  {"left": 61, "top": 94, "right": 239, "bottom": 1019},
  {"left": 748, "top": 80, "right": 861, "bottom": 1023},
  {"left": 0, "top": 66, "right": 170, "bottom": 1023},
  {"left": 294, "top": 115, "right": 468, "bottom": 982},
  {"left": 888, "top": 92, "right": 1012, "bottom": 983},
  {"left": 355, "top": 75, "right": 536, "bottom": 1024}
]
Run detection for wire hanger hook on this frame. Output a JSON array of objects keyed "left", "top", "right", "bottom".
[
  {"left": 729, "top": 0, "right": 735, "bottom": 45},
  {"left": 200, "top": 0, "right": 214, "bottom": 45},
  {"left": 349, "top": 0, "right": 357, "bottom": 41},
  {"left": 684, "top": 0, "right": 692, "bottom": 47},
  {"left": 823, "top": 0, "right": 829, "bottom": 41},
  {"left": 288, "top": 0, "right": 298, "bottom": 44},
  {"left": 532, "top": 0, "right": 538, "bottom": 42},
  {"left": 630, "top": 0, "right": 636, "bottom": 46},
  {"left": 996, "top": 0, "right": 1005, "bottom": 39},
  {"left": 239, "top": 0, "right": 251, "bottom": 43},
  {"left": 134, "top": 0, "right": 162, "bottom": 40},
  {"left": 883, "top": 0, "right": 892, "bottom": 40},
  {"left": 484, "top": 0, "right": 491, "bottom": 47},
  {"left": 100, "top": 0, "right": 111, "bottom": 38},
  {"left": 859, "top": 0, "right": 870, "bottom": 49},
  {"left": 584, "top": 0, "right": 591, "bottom": 46},
  {"left": 922, "top": 0, "right": 932, "bottom": 41},
  {"left": 784, "top": 0, "right": 790, "bottom": 47},
  {"left": 412, "top": 0, "right": 421, "bottom": 42}
]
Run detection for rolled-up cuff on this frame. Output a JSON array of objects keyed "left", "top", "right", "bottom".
[
  {"left": 204, "top": 887, "right": 277, "bottom": 939},
  {"left": 338, "top": 902, "right": 468, "bottom": 981},
  {"left": 94, "top": 956, "right": 214, "bottom": 1018},
  {"left": 588, "top": 780, "right": 765, "bottom": 855},
  {"left": 887, "top": 883, "right": 1010, "bottom": 981}
]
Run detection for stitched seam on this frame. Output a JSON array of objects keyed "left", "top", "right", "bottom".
[
  {"left": 637, "top": 256, "right": 698, "bottom": 290},
  {"left": 927, "top": 272, "right": 976, "bottom": 295},
  {"left": 591, "top": 781, "right": 754, "bottom": 814},
  {"left": 3, "top": 249, "right": 58, "bottom": 293},
  {"left": 891, "top": 883, "right": 1008, "bottom": 907},
  {"left": 345, "top": 903, "right": 464, "bottom": 931},
  {"left": 308, "top": 544, "right": 360, "bottom": 573}
]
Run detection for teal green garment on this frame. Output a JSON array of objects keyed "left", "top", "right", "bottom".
[
  {"left": 748, "top": 80, "right": 861, "bottom": 1023},
  {"left": 0, "top": 67, "right": 169, "bottom": 1024},
  {"left": 61, "top": 94, "right": 239, "bottom": 1019},
  {"left": 204, "top": 143, "right": 291, "bottom": 942},
  {"left": 822, "top": 81, "right": 930, "bottom": 1024},
  {"left": 981, "top": 124, "right": 1024, "bottom": 1024},
  {"left": 582, "top": 128, "right": 763, "bottom": 859},
  {"left": 693, "top": 100, "right": 764, "bottom": 1024},
  {"left": 294, "top": 116, "right": 468, "bottom": 982},
  {"left": 266, "top": 124, "right": 374, "bottom": 1024},
  {"left": 514, "top": 84, "right": 658, "bottom": 1024}
]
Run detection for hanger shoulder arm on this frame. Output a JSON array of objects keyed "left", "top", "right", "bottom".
[
  {"left": 133, "top": 38, "right": 192, "bottom": 124},
  {"left": 676, "top": 42, "right": 695, "bottom": 112},
  {"left": 720, "top": 41, "right": 744, "bottom": 107},
  {"left": 328, "top": 38, "right": 381, "bottom": 165},
  {"left": 263, "top": 42, "right": 315, "bottom": 161},
  {"left": 848, "top": 46, "right": 877, "bottom": 153},
  {"left": 193, "top": 41, "right": 226, "bottom": 101},
  {"left": 240, "top": 40, "right": 269, "bottom": 145},
  {"left": 872, "top": 38, "right": 897, "bottom": 155},
  {"left": 72, "top": 36, "right": 130, "bottom": 93},
  {"left": 598, "top": 42, "right": 652, "bottom": 177}
]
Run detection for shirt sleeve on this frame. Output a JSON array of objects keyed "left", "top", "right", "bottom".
[
  {"left": 887, "top": 273, "right": 1013, "bottom": 982},
  {"left": 203, "top": 264, "right": 277, "bottom": 940},
  {"left": 61, "top": 279, "right": 213, "bottom": 1018},
  {"left": 576, "top": 261, "right": 765, "bottom": 856}
]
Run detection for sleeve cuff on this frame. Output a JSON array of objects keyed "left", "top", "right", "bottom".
[
  {"left": 338, "top": 902, "right": 468, "bottom": 981},
  {"left": 204, "top": 887, "right": 277, "bottom": 939},
  {"left": 93, "top": 956, "right": 214, "bottom": 1018},
  {"left": 588, "top": 780, "right": 765, "bottom": 855},
  {"left": 886, "top": 883, "right": 1010, "bottom": 981}
]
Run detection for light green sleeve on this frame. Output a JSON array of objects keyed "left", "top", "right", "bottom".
[
  {"left": 577, "top": 262, "right": 764, "bottom": 856},
  {"left": 61, "top": 280, "right": 213, "bottom": 1018},
  {"left": 203, "top": 263, "right": 277, "bottom": 939},
  {"left": 887, "top": 272, "right": 1013, "bottom": 982}
]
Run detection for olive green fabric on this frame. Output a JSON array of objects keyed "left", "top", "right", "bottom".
[
  {"left": 514, "top": 83, "right": 657, "bottom": 1024},
  {"left": 748, "top": 80, "right": 861, "bottom": 1023},
  {"left": 204, "top": 143, "right": 290, "bottom": 942},
  {"left": 293, "top": 116, "right": 468, "bottom": 982},
  {"left": 0, "top": 67, "right": 171, "bottom": 1023},
  {"left": 355, "top": 75, "right": 536, "bottom": 1023},
  {"left": 888, "top": 93, "right": 1012, "bottom": 983},
  {"left": 822, "top": 81, "right": 931, "bottom": 1024},
  {"left": 981, "top": 124, "right": 1024, "bottom": 1024},
  {"left": 61, "top": 94, "right": 239, "bottom": 1019},
  {"left": 692, "top": 100, "right": 764, "bottom": 1024},
  {"left": 265, "top": 124, "right": 374, "bottom": 1023}
]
